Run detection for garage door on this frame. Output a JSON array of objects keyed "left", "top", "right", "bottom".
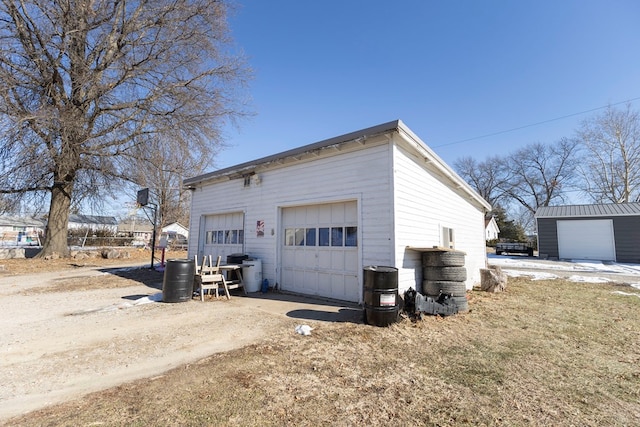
[
  {"left": 200, "top": 212, "right": 244, "bottom": 261},
  {"left": 557, "top": 219, "right": 616, "bottom": 261},
  {"left": 281, "top": 201, "right": 359, "bottom": 302}
]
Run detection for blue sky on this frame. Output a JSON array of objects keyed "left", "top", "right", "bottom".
[{"left": 214, "top": 0, "right": 640, "bottom": 171}]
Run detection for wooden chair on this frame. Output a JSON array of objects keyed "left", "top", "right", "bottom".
[
  {"left": 200, "top": 273, "right": 228, "bottom": 301},
  {"left": 194, "top": 254, "right": 216, "bottom": 275},
  {"left": 223, "top": 271, "right": 246, "bottom": 297},
  {"left": 194, "top": 254, "right": 202, "bottom": 275},
  {"left": 199, "top": 255, "right": 226, "bottom": 301},
  {"left": 199, "top": 255, "right": 220, "bottom": 275}
]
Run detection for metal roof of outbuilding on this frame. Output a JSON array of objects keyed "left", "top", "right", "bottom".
[
  {"left": 0, "top": 215, "right": 45, "bottom": 228},
  {"left": 535, "top": 203, "right": 640, "bottom": 218},
  {"left": 68, "top": 214, "right": 118, "bottom": 225}
]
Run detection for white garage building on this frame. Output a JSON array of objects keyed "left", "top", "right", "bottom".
[{"left": 184, "top": 120, "right": 491, "bottom": 303}]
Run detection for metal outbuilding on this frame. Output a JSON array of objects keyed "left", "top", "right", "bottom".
[{"left": 535, "top": 203, "right": 640, "bottom": 262}]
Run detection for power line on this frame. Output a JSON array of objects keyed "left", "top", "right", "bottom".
[{"left": 433, "top": 96, "right": 640, "bottom": 148}]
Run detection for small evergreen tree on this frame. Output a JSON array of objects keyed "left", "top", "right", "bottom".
[{"left": 491, "top": 207, "right": 527, "bottom": 242}]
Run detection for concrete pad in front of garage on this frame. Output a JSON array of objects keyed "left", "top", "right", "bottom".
[{"left": 237, "top": 292, "right": 364, "bottom": 324}]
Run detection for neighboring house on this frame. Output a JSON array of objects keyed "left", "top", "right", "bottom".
[
  {"left": 0, "top": 215, "right": 45, "bottom": 245},
  {"left": 68, "top": 214, "right": 118, "bottom": 234},
  {"left": 485, "top": 216, "right": 500, "bottom": 241},
  {"left": 535, "top": 202, "right": 640, "bottom": 262},
  {"left": 184, "top": 120, "right": 491, "bottom": 303},
  {"left": 162, "top": 222, "right": 189, "bottom": 240},
  {"left": 117, "top": 217, "right": 154, "bottom": 243}
]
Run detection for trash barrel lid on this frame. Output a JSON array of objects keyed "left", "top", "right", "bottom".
[{"left": 364, "top": 265, "right": 397, "bottom": 273}]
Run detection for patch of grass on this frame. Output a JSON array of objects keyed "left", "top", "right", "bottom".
[{"left": 5, "top": 277, "right": 640, "bottom": 426}]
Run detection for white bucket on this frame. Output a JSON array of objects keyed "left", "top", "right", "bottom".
[{"left": 242, "top": 259, "right": 262, "bottom": 293}]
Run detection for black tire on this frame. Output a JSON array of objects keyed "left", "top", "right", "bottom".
[
  {"left": 422, "top": 280, "right": 467, "bottom": 297},
  {"left": 527, "top": 248, "right": 534, "bottom": 257},
  {"left": 495, "top": 250, "right": 503, "bottom": 255},
  {"left": 450, "top": 296, "right": 469, "bottom": 312},
  {"left": 423, "top": 266, "right": 467, "bottom": 281},
  {"left": 422, "top": 251, "right": 465, "bottom": 267}
]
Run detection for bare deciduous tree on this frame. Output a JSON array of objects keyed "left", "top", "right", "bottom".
[
  {"left": 454, "top": 155, "right": 508, "bottom": 207},
  {"left": 126, "top": 135, "right": 209, "bottom": 230},
  {"left": 576, "top": 104, "right": 640, "bottom": 203},
  {"left": 501, "top": 138, "right": 581, "bottom": 215},
  {"left": 0, "top": 0, "right": 249, "bottom": 257}
]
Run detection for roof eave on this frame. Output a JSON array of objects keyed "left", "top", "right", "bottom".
[
  {"left": 182, "top": 120, "right": 492, "bottom": 213},
  {"left": 396, "top": 121, "right": 492, "bottom": 212},
  {"left": 183, "top": 120, "right": 402, "bottom": 188}
]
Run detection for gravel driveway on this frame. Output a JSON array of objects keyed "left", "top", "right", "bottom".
[{"left": 0, "top": 263, "right": 360, "bottom": 421}]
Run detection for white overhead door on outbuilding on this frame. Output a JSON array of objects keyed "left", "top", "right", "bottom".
[
  {"left": 557, "top": 219, "right": 616, "bottom": 261},
  {"left": 281, "top": 201, "right": 359, "bottom": 302},
  {"left": 200, "top": 212, "right": 244, "bottom": 260}
]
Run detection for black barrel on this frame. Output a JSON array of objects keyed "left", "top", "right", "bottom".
[
  {"left": 162, "top": 259, "right": 196, "bottom": 303},
  {"left": 363, "top": 266, "right": 399, "bottom": 327}
]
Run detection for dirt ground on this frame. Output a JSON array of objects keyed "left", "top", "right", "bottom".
[
  {"left": 0, "top": 249, "right": 353, "bottom": 422},
  {"left": 2, "top": 251, "right": 639, "bottom": 425}
]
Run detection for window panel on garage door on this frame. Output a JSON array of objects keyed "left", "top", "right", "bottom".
[
  {"left": 202, "top": 212, "right": 244, "bottom": 260},
  {"left": 282, "top": 201, "right": 359, "bottom": 302}
]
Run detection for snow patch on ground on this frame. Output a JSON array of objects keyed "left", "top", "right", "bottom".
[
  {"left": 502, "top": 270, "right": 559, "bottom": 281},
  {"left": 566, "top": 275, "right": 611, "bottom": 284},
  {"left": 488, "top": 254, "right": 640, "bottom": 295},
  {"left": 612, "top": 291, "right": 640, "bottom": 298}
]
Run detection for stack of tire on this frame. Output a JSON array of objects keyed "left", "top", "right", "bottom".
[{"left": 422, "top": 250, "right": 469, "bottom": 313}]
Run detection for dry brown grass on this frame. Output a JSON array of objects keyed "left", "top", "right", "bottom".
[
  {"left": 5, "top": 276, "right": 640, "bottom": 426},
  {"left": 0, "top": 248, "right": 186, "bottom": 274}
]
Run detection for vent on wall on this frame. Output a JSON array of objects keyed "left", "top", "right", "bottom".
[{"left": 442, "top": 226, "right": 455, "bottom": 249}]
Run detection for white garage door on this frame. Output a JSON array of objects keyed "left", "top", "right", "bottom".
[
  {"left": 557, "top": 219, "right": 616, "bottom": 261},
  {"left": 281, "top": 201, "right": 359, "bottom": 302},
  {"left": 200, "top": 212, "right": 244, "bottom": 261}
]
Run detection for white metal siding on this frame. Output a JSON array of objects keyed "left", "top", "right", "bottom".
[
  {"left": 188, "top": 139, "right": 394, "bottom": 301},
  {"left": 392, "top": 142, "right": 487, "bottom": 293},
  {"left": 188, "top": 133, "right": 488, "bottom": 301},
  {"left": 557, "top": 219, "right": 616, "bottom": 261}
]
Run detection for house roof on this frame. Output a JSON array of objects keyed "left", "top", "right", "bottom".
[
  {"left": 184, "top": 120, "right": 491, "bottom": 211},
  {"left": 535, "top": 203, "right": 640, "bottom": 218},
  {"left": 117, "top": 220, "right": 153, "bottom": 233},
  {"left": 69, "top": 214, "right": 118, "bottom": 226},
  {"left": 162, "top": 222, "right": 188, "bottom": 231},
  {"left": 0, "top": 215, "right": 45, "bottom": 228},
  {"left": 484, "top": 216, "right": 499, "bottom": 230}
]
